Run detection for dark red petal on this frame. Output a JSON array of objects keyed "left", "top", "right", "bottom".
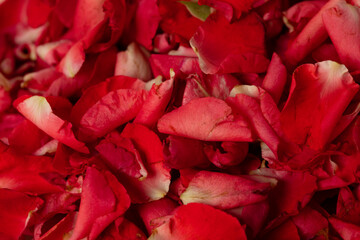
[
  {"left": 291, "top": 206, "right": 328, "bottom": 239},
  {"left": 96, "top": 131, "right": 147, "bottom": 179},
  {"left": 253, "top": 168, "right": 317, "bottom": 217},
  {"left": 158, "top": 0, "right": 203, "bottom": 41},
  {"left": 0, "top": 189, "right": 43, "bottom": 240},
  {"left": 137, "top": 198, "right": 178, "bottom": 234},
  {"left": 190, "top": 12, "right": 268, "bottom": 74},
  {"left": 164, "top": 135, "right": 209, "bottom": 169}
]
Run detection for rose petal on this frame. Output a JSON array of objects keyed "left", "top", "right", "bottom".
[
  {"left": 322, "top": 0, "right": 360, "bottom": 71},
  {"left": 14, "top": 95, "right": 89, "bottom": 153},
  {"left": 180, "top": 170, "right": 272, "bottom": 209},
  {"left": 118, "top": 123, "right": 171, "bottom": 203},
  {"left": 190, "top": 12, "right": 268, "bottom": 74},
  {"left": 134, "top": 77, "right": 174, "bottom": 128},
  {"left": 329, "top": 217, "right": 360, "bottom": 240},
  {"left": 115, "top": 42, "right": 152, "bottom": 81},
  {"left": 0, "top": 189, "right": 43, "bottom": 240},
  {"left": 280, "top": 61, "right": 359, "bottom": 150},
  {"left": 158, "top": 97, "right": 254, "bottom": 142},
  {"left": 71, "top": 76, "right": 147, "bottom": 141},
  {"left": 70, "top": 167, "right": 130, "bottom": 240},
  {"left": 149, "top": 203, "right": 247, "bottom": 240}
]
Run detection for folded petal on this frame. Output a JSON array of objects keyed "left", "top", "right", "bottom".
[
  {"left": 115, "top": 42, "right": 152, "bottom": 81},
  {"left": 118, "top": 123, "right": 171, "bottom": 203},
  {"left": 14, "top": 95, "right": 89, "bottom": 153},
  {"left": 280, "top": 61, "right": 359, "bottom": 150},
  {"left": 132, "top": 0, "right": 160, "bottom": 50},
  {"left": 279, "top": 0, "right": 340, "bottom": 68},
  {"left": 137, "top": 198, "right": 178, "bottom": 234},
  {"left": 134, "top": 77, "right": 174, "bottom": 128}
]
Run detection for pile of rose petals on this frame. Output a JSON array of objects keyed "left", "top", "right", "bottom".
[{"left": 1, "top": 0, "right": 360, "bottom": 239}]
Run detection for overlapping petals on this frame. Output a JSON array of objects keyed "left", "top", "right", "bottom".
[{"left": 0, "top": 0, "right": 360, "bottom": 239}]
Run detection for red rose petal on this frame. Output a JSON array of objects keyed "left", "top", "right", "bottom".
[
  {"left": 322, "top": 0, "right": 360, "bottom": 71},
  {"left": 14, "top": 95, "right": 89, "bottom": 153},
  {"left": 0, "top": 143, "right": 63, "bottom": 194},
  {"left": 134, "top": 77, "right": 174, "bottom": 128},
  {"left": 118, "top": 123, "right": 171, "bottom": 203},
  {"left": 71, "top": 76, "right": 147, "bottom": 140},
  {"left": 180, "top": 170, "right": 272, "bottom": 209},
  {"left": 190, "top": 12, "right": 268, "bottom": 74},
  {"left": 158, "top": 97, "right": 254, "bottom": 142},
  {"left": 0, "top": 189, "right": 43, "bottom": 240},
  {"left": 149, "top": 203, "right": 247, "bottom": 240},
  {"left": 70, "top": 167, "right": 130, "bottom": 240},
  {"left": 280, "top": 61, "right": 359, "bottom": 150}
]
